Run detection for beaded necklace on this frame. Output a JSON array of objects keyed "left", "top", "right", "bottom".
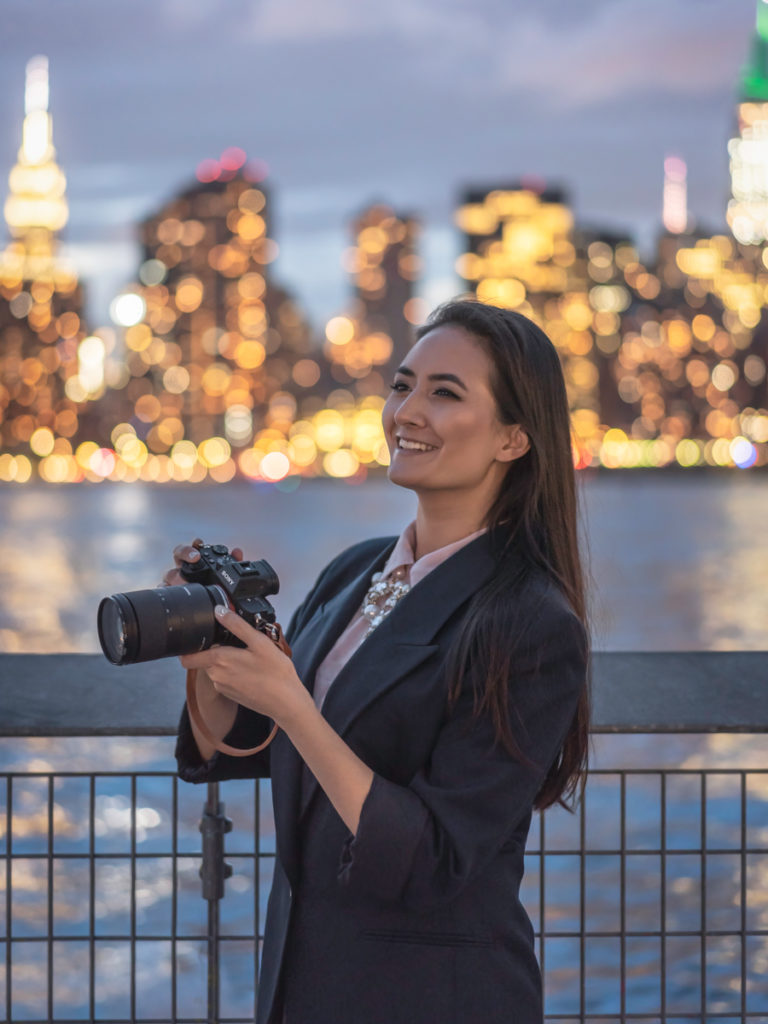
[{"left": 361, "top": 565, "right": 410, "bottom": 636}]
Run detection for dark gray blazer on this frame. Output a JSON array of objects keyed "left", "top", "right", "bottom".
[{"left": 176, "top": 532, "right": 587, "bottom": 1024}]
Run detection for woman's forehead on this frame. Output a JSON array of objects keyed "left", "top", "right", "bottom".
[{"left": 405, "top": 324, "right": 491, "bottom": 371}]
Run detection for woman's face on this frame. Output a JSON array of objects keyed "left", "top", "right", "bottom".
[{"left": 382, "top": 324, "right": 527, "bottom": 505}]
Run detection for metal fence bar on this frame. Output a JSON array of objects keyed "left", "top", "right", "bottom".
[
  {"left": 5, "top": 776, "right": 11, "bottom": 1024},
  {"left": 740, "top": 772, "right": 748, "bottom": 1024},
  {"left": 171, "top": 775, "right": 179, "bottom": 1024},
  {"left": 699, "top": 773, "right": 706, "bottom": 1022},
  {"left": 660, "top": 771, "right": 667, "bottom": 1024},
  {"left": 46, "top": 776, "right": 54, "bottom": 1023},
  {"left": 1, "top": 709, "right": 768, "bottom": 1020}
]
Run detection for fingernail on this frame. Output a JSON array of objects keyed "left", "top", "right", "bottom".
[
  {"left": 215, "top": 605, "right": 228, "bottom": 618},
  {"left": 188, "top": 551, "right": 199, "bottom": 560}
]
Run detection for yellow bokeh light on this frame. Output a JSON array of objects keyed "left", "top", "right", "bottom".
[
  {"left": 198, "top": 437, "right": 232, "bottom": 468},
  {"left": 110, "top": 293, "right": 146, "bottom": 327},
  {"left": 209, "top": 459, "right": 237, "bottom": 483},
  {"left": 314, "top": 410, "right": 346, "bottom": 451},
  {"left": 171, "top": 440, "right": 198, "bottom": 469},
  {"left": 75, "top": 441, "right": 100, "bottom": 469},
  {"left": 163, "top": 365, "right": 190, "bottom": 394},
  {"left": 260, "top": 451, "right": 291, "bottom": 481},
  {"left": 39, "top": 453, "right": 75, "bottom": 483},
  {"left": 238, "top": 448, "right": 263, "bottom": 479},
  {"left": 0, "top": 454, "right": 17, "bottom": 482},
  {"left": 234, "top": 340, "right": 266, "bottom": 369},
  {"left": 13, "top": 455, "right": 33, "bottom": 483},
  {"left": 30, "top": 427, "right": 55, "bottom": 457},
  {"left": 323, "top": 449, "right": 360, "bottom": 478},
  {"left": 676, "top": 439, "right": 703, "bottom": 467},
  {"left": 89, "top": 448, "right": 116, "bottom": 478},
  {"left": 691, "top": 314, "right": 716, "bottom": 342},
  {"left": 290, "top": 433, "right": 318, "bottom": 467},
  {"left": 125, "top": 324, "right": 152, "bottom": 352},
  {"left": 175, "top": 277, "right": 204, "bottom": 313},
  {"left": 325, "top": 316, "right": 355, "bottom": 346},
  {"left": 202, "top": 364, "right": 232, "bottom": 396}
]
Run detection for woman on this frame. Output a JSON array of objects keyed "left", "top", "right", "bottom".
[{"left": 173, "top": 299, "right": 590, "bottom": 1024}]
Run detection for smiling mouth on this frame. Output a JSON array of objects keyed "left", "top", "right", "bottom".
[{"left": 397, "top": 438, "right": 438, "bottom": 452}]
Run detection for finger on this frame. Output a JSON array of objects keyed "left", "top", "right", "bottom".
[
  {"left": 161, "top": 569, "right": 184, "bottom": 587},
  {"left": 180, "top": 649, "right": 222, "bottom": 671},
  {"left": 214, "top": 605, "right": 271, "bottom": 650},
  {"left": 173, "top": 540, "right": 202, "bottom": 567},
  {"left": 232, "top": 547, "right": 244, "bottom": 561}
]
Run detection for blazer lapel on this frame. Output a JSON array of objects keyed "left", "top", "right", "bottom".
[
  {"left": 289, "top": 539, "right": 396, "bottom": 696},
  {"left": 298, "top": 532, "right": 498, "bottom": 821},
  {"left": 271, "top": 538, "right": 395, "bottom": 880}
]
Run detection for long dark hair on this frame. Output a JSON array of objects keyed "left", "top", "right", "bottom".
[{"left": 416, "top": 300, "right": 589, "bottom": 810}]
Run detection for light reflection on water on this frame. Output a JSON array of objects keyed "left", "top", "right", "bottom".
[
  {"left": 1, "top": 475, "right": 767, "bottom": 1015},
  {"left": 1, "top": 473, "right": 767, "bottom": 653}
]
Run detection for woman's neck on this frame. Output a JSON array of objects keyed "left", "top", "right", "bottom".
[{"left": 413, "top": 500, "right": 489, "bottom": 560}]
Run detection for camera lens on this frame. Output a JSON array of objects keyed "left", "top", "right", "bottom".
[{"left": 97, "top": 583, "right": 227, "bottom": 665}]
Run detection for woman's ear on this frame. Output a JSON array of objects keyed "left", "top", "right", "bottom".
[{"left": 497, "top": 424, "right": 530, "bottom": 463}]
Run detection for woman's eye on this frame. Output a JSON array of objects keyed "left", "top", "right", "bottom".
[
  {"left": 435, "top": 388, "right": 459, "bottom": 399},
  {"left": 389, "top": 381, "right": 409, "bottom": 392}
]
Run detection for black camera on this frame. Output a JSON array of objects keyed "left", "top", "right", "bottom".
[{"left": 97, "top": 543, "right": 279, "bottom": 666}]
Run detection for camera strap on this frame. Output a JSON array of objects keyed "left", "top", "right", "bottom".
[{"left": 185, "top": 623, "right": 292, "bottom": 757}]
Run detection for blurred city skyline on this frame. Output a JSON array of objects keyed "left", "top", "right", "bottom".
[{"left": 0, "top": 0, "right": 758, "bottom": 328}]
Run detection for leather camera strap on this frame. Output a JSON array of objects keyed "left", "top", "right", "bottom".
[{"left": 185, "top": 623, "right": 292, "bottom": 757}]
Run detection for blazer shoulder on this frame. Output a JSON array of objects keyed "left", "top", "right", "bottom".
[
  {"left": 285, "top": 535, "right": 396, "bottom": 640},
  {"left": 509, "top": 567, "right": 588, "bottom": 653},
  {"left": 317, "top": 535, "right": 396, "bottom": 590}
]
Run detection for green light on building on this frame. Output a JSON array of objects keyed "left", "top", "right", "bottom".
[
  {"left": 758, "top": 0, "right": 768, "bottom": 41},
  {"left": 743, "top": 0, "right": 768, "bottom": 99}
]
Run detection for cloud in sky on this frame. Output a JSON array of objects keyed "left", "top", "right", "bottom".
[{"left": 0, "top": 0, "right": 758, "bottom": 325}]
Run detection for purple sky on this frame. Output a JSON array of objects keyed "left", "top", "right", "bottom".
[{"left": 0, "top": 0, "right": 759, "bottom": 330}]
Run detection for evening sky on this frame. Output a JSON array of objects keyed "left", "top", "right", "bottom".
[{"left": 0, "top": 0, "right": 757, "bottom": 329}]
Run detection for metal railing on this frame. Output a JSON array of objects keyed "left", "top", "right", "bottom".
[{"left": 1, "top": 652, "right": 767, "bottom": 1023}]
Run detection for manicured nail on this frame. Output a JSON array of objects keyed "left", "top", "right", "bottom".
[
  {"left": 215, "top": 605, "right": 228, "bottom": 618},
  {"left": 188, "top": 550, "right": 199, "bottom": 560}
]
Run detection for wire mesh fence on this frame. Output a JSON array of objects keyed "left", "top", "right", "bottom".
[{"left": 1, "top": 760, "right": 767, "bottom": 1023}]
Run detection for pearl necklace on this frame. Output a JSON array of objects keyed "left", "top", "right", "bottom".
[{"left": 361, "top": 566, "right": 411, "bottom": 635}]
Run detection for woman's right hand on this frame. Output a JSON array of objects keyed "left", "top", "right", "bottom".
[{"left": 161, "top": 538, "right": 244, "bottom": 587}]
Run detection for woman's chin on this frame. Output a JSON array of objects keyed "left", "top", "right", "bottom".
[{"left": 386, "top": 461, "right": 422, "bottom": 490}]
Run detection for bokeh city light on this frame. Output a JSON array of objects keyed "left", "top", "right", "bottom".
[{"left": 2, "top": 37, "right": 768, "bottom": 482}]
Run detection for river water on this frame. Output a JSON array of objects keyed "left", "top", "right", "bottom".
[
  {"left": 1, "top": 471, "right": 767, "bottom": 653},
  {"left": 1, "top": 473, "right": 767, "bottom": 1019}
]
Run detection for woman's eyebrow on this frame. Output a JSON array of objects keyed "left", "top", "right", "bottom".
[{"left": 393, "top": 367, "right": 469, "bottom": 392}]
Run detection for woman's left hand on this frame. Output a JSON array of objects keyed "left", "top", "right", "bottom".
[{"left": 180, "top": 606, "right": 311, "bottom": 727}]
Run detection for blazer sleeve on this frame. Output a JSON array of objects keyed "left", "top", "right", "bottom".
[
  {"left": 337, "top": 601, "right": 588, "bottom": 912},
  {"left": 175, "top": 542, "right": 384, "bottom": 783}
]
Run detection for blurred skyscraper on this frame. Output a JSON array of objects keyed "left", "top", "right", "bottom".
[
  {"left": 455, "top": 183, "right": 631, "bottom": 460},
  {"left": 322, "top": 204, "right": 421, "bottom": 398},
  {"left": 727, "top": 0, "right": 768, "bottom": 243},
  {"left": 454, "top": 172, "right": 768, "bottom": 467},
  {"left": 0, "top": 57, "right": 92, "bottom": 479},
  {"left": 109, "top": 152, "right": 320, "bottom": 479}
]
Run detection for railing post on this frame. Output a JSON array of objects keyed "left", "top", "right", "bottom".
[{"left": 200, "top": 781, "right": 233, "bottom": 1024}]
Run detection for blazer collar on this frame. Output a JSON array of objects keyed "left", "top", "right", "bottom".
[
  {"left": 289, "top": 538, "right": 396, "bottom": 695},
  {"left": 319, "top": 530, "right": 497, "bottom": 731}
]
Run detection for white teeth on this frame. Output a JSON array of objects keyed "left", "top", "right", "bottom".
[{"left": 398, "top": 439, "right": 435, "bottom": 451}]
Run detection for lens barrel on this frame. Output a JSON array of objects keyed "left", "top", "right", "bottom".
[{"left": 97, "top": 583, "right": 227, "bottom": 666}]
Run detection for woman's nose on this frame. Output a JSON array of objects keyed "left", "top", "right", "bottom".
[{"left": 393, "top": 390, "right": 427, "bottom": 425}]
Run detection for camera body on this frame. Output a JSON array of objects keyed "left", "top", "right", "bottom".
[
  {"left": 97, "top": 543, "right": 280, "bottom": 666},
  {"left": 180, "top": 543, "right": 279, "bottom": 633}
]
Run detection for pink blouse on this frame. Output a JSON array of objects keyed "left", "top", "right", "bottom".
[{"left": 312, "top": 522, "right": 487, "bottom": 710}]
